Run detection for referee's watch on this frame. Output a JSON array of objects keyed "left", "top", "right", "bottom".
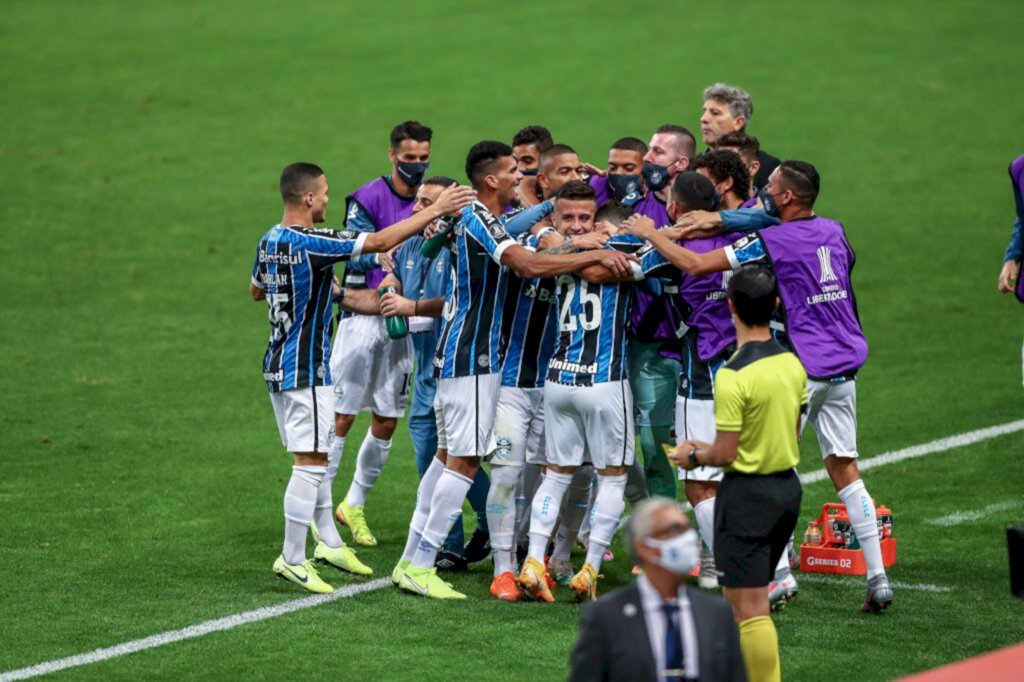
[{"left": 688, "top": 447, "right": 699, "bottom": 469}]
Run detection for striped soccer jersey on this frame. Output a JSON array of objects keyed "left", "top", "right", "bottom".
[{"left": 500, "top": 232, "right": 558, "bottom": 388}]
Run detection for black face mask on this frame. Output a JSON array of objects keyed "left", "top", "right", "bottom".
[
  {"left": 607, "top": 173, "right": 644, "bottom": 206},
  {"left": 396, "top": 161, "right": 430, "bottom": 186},
  {"left": 519, "top": 168, "right": 539, "bottom": 177},
  {"left": 641, "top": 161, "right": 672, "bottom": 191},
  {"left": 759, "top": 186, "right": 781, "bottom": 217}
]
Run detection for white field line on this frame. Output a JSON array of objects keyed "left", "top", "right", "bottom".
[
  {"left": 799, "top": 419, "right": 1024, "bottom": 485},
  {"left": 798, "top": 573, "right": 952, "bottom": 593},
  {"left": 4, "top": 418, "right": 1024, "bottom": 680},
  {"left": 926, "top": 500, "right": 1023, "bottom": 527},
  {"left": 0, "top": 577, "right": 390, "bottom": 682}
]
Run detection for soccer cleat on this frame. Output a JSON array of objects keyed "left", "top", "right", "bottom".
[
  {"left": 697, "top": 546, "right": 720, "bottom": 590},
  {"left": 313, "top": 542, "right": 373, "bottom": 576},
  {"left": 576, "top": 532, "right": 614, "bottom": 563},
  {"left": 435, "top": 550, "right": 468, "bottom": 573},
  {"left": 391, "top": 559, "right": 410, "bottom": 585},
  {"left": 861, "top": 574, "right": 894, "bottom": 613},
  {"left": 273, "top": 555, "right": 334, "bottom": 594},
  {"left": 490, "top": 571, "right": 524, "bottom": 601},
  {"left": 569, "top": 562, "right": 600, "bottom": 602},
  {"left": 336, "top": 498, "right": 377, "bottom": 546},
  {"left": 518, "top": 557, "right": 555, "bottom": 603},
  {"left": 463, "top": 528, "right": 492, "bottom": 564},
  {"left": 549, "top": 556, "right": 575, "bottom": 586},
  {"left": 768, "top": 572, "right": 799, "bottom": 611},
  {"left": 397, "top": 565, "right": 467, "bottom": 600},
  {"left": 787, "top": 540, "right": 799, "bottom": 569}
]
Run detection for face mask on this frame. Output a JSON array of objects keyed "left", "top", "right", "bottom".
[
  {"left": 643, "top": 529, "right": 700, "bottom": 575},
  {"left": 641, "top": 161, "right": 672, "bottom": 192},
  {"left": 759, "top": 186, "right": 782, "bottom": 217},
  {"left": 396, "top": 161, "right": 430, "bottom": 186},
  {"left": 608, "top": 173, "right": 644, "bottom": 206},
  {"left": 519, "top": 168, "right": 539, "bottom": 177}
]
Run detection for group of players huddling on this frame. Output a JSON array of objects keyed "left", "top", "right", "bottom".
[{"left": 250, "top": 83, "right": 895, "bottom": 614}]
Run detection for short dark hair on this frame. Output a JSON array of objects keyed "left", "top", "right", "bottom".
[
  {"left": 669, "top": 171, "right": 716, "bottom": 211},
  {"left": 512, "top": 125, "right": 553, "bottom": 151},
  {"left": 554, "top": 179, "right": 596, "bottom": 204},
  {"left": 728, "top": 266, "right": 777, "bottom": 326},
  {"left": 611, "top": 137, "right": 648, "bottom": 155},
  {"left": 655, "top": 124, "right": 697, "bottom": 161},
  {"left": 692, "top": 150, "right": 750, "bottom": 200},
  {"left": 423, "top": 175, "right": 457, "bottom": 189},
  {"left": 280, "top": 162, "right": 324, "bottom": 204},
  {"left": 390, "top": 120, "right": 433, "bottom": 148},
  {"left": 465, "top": 140, "right": 514, "bottom": 187},
  {"left": 539, "top": 143, "right": 578, "bottom": 169},
  {"left": 715, "top": 131, "right": 760, "bottom": 162},
  {"left": 777, "top": 160, "right": 820, "bottom": 207},
  {"left": 595, "top": 201, "right": 634, "bottom": 227}
]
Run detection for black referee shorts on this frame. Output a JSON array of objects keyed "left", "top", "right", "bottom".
[{"left": 714, "top": 469, "right": 802, "bottom": 589}]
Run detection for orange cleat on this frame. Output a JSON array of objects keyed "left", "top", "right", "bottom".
[{"left": 490, "top": 571, "right": 524, "bottom": 601}]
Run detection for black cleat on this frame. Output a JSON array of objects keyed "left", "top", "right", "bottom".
[
  {"left": 463, "top": 529, "right": 491, "bottom": 564},
  {"left": 435, "top": 550, "right": 468, "bottom": 573}
]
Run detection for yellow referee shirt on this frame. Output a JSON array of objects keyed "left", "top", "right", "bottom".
[{"left": 714, "top": 340, "right": 808, "bottom": 475}]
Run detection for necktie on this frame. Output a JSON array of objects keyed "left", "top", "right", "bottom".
[{"left": 662, "top": 602, "right": 684, "bottom": 680}]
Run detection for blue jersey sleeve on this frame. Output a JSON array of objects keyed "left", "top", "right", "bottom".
[
  {"left": 723, "top": 232, "right": 768, "bottom": 270},
  {"left": 1005, "top": 217, "right": 1023, "bottom": 263},
  {"left": 301, "top": 229, "right": 368, "bottom": 269},
  {"left": 638, "top": 243, "right": 676, "bottom": 280},
  {"left": 720, "top": 208, "right": 781, "bottom": 233},
  {"left": 251, "top": 245, "right": 264, "bottom": 288},
  {"left": 503, "top": 200, "right": 555, "bottom": 236},
  {"left": 343, "top": 201, "right": 380, "bottom": 272},
  {"left": 464, "top": 206, "right": 515, "bottom": 264}
]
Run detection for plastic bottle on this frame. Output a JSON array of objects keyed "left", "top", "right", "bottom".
[
  {"left": 419, "top": 215, "right": 457, "bottom": 259},
  {"left": 378, "top": 286, "right": 408, "bottom": 339},
  {"left": 804, "top": 521, "right": 822, "bottom": 546}
]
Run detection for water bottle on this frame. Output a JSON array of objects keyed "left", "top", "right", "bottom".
[
  {"left": 378, "top": 286, "right": 408, "bottom": 339},
  {"left": 419, "top": 215, "right": 457, "bottom": 259}
]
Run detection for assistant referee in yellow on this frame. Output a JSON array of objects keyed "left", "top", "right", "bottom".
[{"left": 670, "top": 266, "right": 806, "bottom": 682}]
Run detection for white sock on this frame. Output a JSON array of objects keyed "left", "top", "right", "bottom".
[
  {"left": 487, "top": 464, "right": 522, "bottom": 577},
  {"left": 693, "top": 497, "right": 716, "bottom": 553},
  {"left": 314, "top": 470, "right": 344, "bottom": 549},
  {"left": 411, "top": 469, "right": 474, "bottom": 569},
  {"left": 346, "top": 434, "right": 392, "bottom": 507},
  {"left": 624, "top": 457, "right": 649, "bottom": 506},
  {"left": 585, "top": 474, "right": 627, "bottom": 572},
  {"left": 325, "top": 435, "right": 345, "bottom": 492},
  {"left": 552, "top": 467, "right": 595, "bottom": 562},
  {"left": 527, "top": 471, "right": 573, "bottom": 562},
  {"left": 579, "top": 479, "right": 597, "bottom": 539},
  {"left": 838, "top": 479, "right": 886, "bottom": 580},
  {"left": 515, "top": 463, "right": 542, "bottom": 547},
  {"left": 401, "top": 457, "right": 445, "bottom": 562},
  {"left": 282, "top": 465, "right": 325, "bottom": 565}
]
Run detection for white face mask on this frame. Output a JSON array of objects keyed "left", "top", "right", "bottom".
[{"left": 643, "top": 529, "right": 700, "bottom": 575}]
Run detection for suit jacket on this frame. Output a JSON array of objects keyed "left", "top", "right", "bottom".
[
  {"left": 568, "top": 583, "right": 746, "bottom": 682},
  {"left": 753, "top": 150, "right": 780, "bottom": 192}
]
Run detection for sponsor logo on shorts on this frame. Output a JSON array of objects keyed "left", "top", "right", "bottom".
[
  {"left": 334, "top": 385, "right": 345, "bottom": 399},
  {"left": 496, "top": 435, "right": 512, "bottom": 459}
]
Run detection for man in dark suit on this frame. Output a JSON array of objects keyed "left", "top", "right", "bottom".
[
  {"left": 698, "top": 83, "right": 779, "bottom": 191},
  {"left": 569, "top": 498, "right": 746, "bottom": 682}
]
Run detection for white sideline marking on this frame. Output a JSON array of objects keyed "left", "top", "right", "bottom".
[
  {"left": 798, "top": 573, "right": 952, "bottom": 593},
  {"left": 4, "top": 418, "right": 1024, "bottom": 680},
  {"left": 0, "top": 577, "right": 390, "bottom": 682},
  {"left": 926, "top": 500, "right": 1023, "bottom": 527},
  {"left": 799, "top": 419, "right": 1024, "bottom": 486}
]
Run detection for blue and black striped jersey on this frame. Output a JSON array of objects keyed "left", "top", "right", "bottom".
[
  {"left": 434, "top": 202, "right": 516, "bottom": 379},
  {"left": 501, "top": 233, "right": 558, "bottom": 388},
  {"left": 251, "top": 224, "right": 366, "bottom": 392}
]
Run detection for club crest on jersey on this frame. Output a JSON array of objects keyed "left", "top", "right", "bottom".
[
  {"left": 817, "top": 245, "right": 838, "bottom": 284},
  {"left": 495, "top": 435, "right": 512, "bottom": 459}
]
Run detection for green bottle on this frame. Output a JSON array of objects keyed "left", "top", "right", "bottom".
[
  {"left": 378, "top": 285, "right": 408, "bottom": 339},
  {"left": 419, "top": 215, "right": 457, "bottom": 259}
]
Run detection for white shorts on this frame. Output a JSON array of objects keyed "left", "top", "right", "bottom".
[
  {"left": 434, "top": 373, "right": 502, "bottom": 458},
  {"left": 329, "top": 314, "right": 413, "bottom": 418},
  {"left": 544, "top": 380, "right": 635, "bottom": 470},
  {"left": 675, "top": 397, "right": 722, "bottom": 483},
  {"left": 489, "top": 387, "right": 545, "bottom": 467},
  {"left": 806, "top": 379, "right": 858, "bottom": 459},
  {"left": 270, "top": 386, "right": 333, "bottom": 453}
]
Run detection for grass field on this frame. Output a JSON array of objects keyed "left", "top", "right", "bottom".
[{"left": 2, "top": 1, "right": 1024, "bottom": 679}]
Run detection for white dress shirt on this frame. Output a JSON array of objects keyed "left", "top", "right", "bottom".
[{"left": 636, "top": 573, "right": 700, "bottom": 680}]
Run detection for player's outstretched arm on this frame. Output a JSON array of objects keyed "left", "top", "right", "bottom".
[
  {"left": 363, "top": 185, "right": 476, "bottom": 255},
  {"left": 624, "top": 214, "right": 729, "bottom": 275},
  {"left": 500, "top": 243, "right": 637, "bottom": 279},
  {"left": 338, "top": 288, "right": 381, "bottom": 315}
]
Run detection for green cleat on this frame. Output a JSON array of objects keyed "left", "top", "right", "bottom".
[
  {"left": 314, "top": 542, "right": 373, "bottom": 576},
  {"left": 273, "top": 555, "right": 334, "bottom": 594},
  {"left": 310, "top": 520, "right": 320, "bottom": 544},
  {"left": 397, "top": 565, "right": 467, "bottom": 600},
  {"left": 392, "top": 559, "right": 411, "bottom": 585},
  {"left": 336, "top": 498, "right": 377, "bottom": 546}
]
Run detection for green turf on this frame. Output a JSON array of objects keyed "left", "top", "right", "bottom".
[{"left": 2, "top": 0, "right": 1024, "bottom": 680}]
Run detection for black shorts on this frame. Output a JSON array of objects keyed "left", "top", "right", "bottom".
[{"left": 714, "top": 469, "right": 802, "bottom": 588}]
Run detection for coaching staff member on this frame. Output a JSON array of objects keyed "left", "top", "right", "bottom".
[
  {"left": 569, "top": 498, "right": 745, "bottom": 682},
  {"left": 672, "top": 267, "right": 806, "bottom": 682}
]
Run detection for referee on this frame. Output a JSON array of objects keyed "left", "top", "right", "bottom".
[{"left": 670, "top": 266, "right": 806, "bottom": 682}]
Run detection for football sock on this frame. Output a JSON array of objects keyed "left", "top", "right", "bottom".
[
  {"left": 346, "top": 434, "right": 391, "bottom": 507},
  {"left": 401, "top": 457, "right": 445, "bottom": 562},
  {"left": 325, "top": 435, "right": 345, "bottom": 492},
  {"left": 515, "top": 463, "right": 542, "bottom": 545},
  {"left": 584, "top": 473, "right": 627, "bottom": 572},
  {"left": 282, "top": 465, "right": 325, "bottom": 565},
  {"left": 739, "top": 615, "right": 781, "bottom": 682},
  {"left": 693, "top": 497, "right": 716, "bottom": 552},
  {"left": 314, "top": 468, "right": 344, "bottom": 549},
  {"left": 625, "top": 456, "right": 649, "bottom": 506},
  {"left": 527, "top": 470, "right": 573, "bottom": 562},
  {"left": 551, "top": 467, "right": 595, "bottom": 562},
  {"left": 487, "top": 464, "right": 522, "bottom": 576},
  {"left": 466, "top": 466, "right": 491, "bottom": 534},
  {"left": 838, "top": 479, "right": 885, "bottom": 580},
  {"left": 412, "top": 469, "right": 474, "bottom": 569}
]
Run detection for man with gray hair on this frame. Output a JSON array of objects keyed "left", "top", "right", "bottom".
[
  {"left": 569, "top": 498, "right": 746, "bottom": 682},
  {"left": 700, "top": 83, "right": 779, "bottom": 190}
]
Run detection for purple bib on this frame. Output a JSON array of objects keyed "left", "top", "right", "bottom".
[
  {"left": 589, "top": 175, "right": 610, "bottom": 208},
  {"left": 1016, "top": 263, "right": 1024, "bottom": 304},
  {"left": 759, "top": 216, "right": 869, "bottom": 378},
  {"left": 678, "top": 233, "right": 744, "bottom": 360},
  {"left": 630, "top": 193, "right": 683, "bottom": 342},
  {"left": 346, "top": 176, "right": 415, "bottom": 289}
]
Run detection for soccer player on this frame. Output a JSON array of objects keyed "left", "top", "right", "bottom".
[
  {"left": 716, "top": 131, "right": 763, "bottom": 205},
  {"left": 997, "top": 154, "right": 1024, "bottom": 384},
  {"left": 585, "top": 137, "right": 649, "bottom": 208},
  {"left": 512, "top": 125, "right": 554, "bottom": 209},
  {"left": 250, "top": 162, "right": 474, "bottom": 593},
  {"left": 671, "top": 267, "right": 806, "bottom": 682},
  {"left": 329, "top": 121, "right": 433, "bottom": 547},
  {"left": 393, "top": 143, "right": 637, "bottom": 600},
  {"left": 700, "top": 83, "right": 779, "bottom": 190},
  {"left": 627, "top": 161, "right": 895, "bottom": 612}
]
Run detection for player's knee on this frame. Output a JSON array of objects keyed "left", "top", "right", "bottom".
[
  {"left": 824, "top": 454, "right": 860, "bottom": 490},
  {"left": 370, "top": 414, "right": 398, "bottom": 439},
  {"left": 598, "top": 465, "right": 627, "bottom": 477},
  {"left": 685, "top": 481, "right": 718, "bottom": 505},
  {"left": 447, "top": 456, "right": 480, "bottom": 478},
  {"left": 334, "top": 412, "right": 356, "bottom": 435}
]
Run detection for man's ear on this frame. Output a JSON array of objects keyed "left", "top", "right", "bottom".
[
  {"left": 727, "top": 297, "right": 737, "bottom": 316},
  {"left": 748, "top": 159, "right": 761, "bottom": 179},
  {"left": 734, "top": 116, "right": 747, "bottom": 132},
  {"left": 485, "top": 173, "right": 500, "bottom": 191},
  {"left": 387, "top": 147, "right": 397, "bottom": 166}
]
